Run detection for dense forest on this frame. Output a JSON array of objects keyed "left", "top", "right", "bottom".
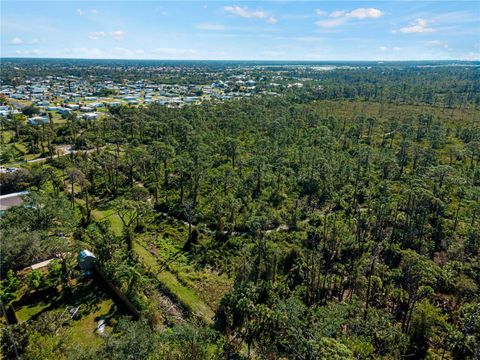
[{"left": 1, "top": 63, "right": 480, "bottom": 359}]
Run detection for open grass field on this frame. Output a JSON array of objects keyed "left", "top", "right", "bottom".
[
  {"left": 66, "top": 299, "right": 115, "bottom": 348},
  {"left": 11, "top": 280, "right": 121, "bottom": 350}
]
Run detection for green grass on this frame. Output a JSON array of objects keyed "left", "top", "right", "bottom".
[
  {"left": 15, "top": 301, "right": 51, "bottom": 322},
  {"left": 139, "top": 231, "right": 232, "bottom": 311},
  {"left": 181, "top": 269, "right": 231, "bottom": 311},
  {"left": 14, "top": 279, "right": 119, "bottom": 350},
  {"left": 91, "top": 208, "right": 124, "bottom": 236},
  {"left": 67, "top": 299, "right": 114, "bottom": 348},
  {"left": 92, "top": 209, "right": 219, "bottom": 323},
  {"left": 134, "top": 240, "right": 215, "bottom": 324}
]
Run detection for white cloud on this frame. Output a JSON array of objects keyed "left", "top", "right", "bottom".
[
  {"left": 59, "top": 47, "right": 196, "bottom": 59},
  {"left": 266, "top": 16, "right": 278, "bottom": 24},
  {"left": 62, "top": 47, "right": 103, "bottom": 57},
  {"left": 348, "top": 8, "right": 383, "bottom": 20},
  {"left": 428, "top": 40, "right": 449, "bottom": 49},
  {"left": 432, "top": 11, "right": 478, "bottom": 24},
  {"left": 316, "top": 18, "right": 346, "bottom": 28},
  {"left": 155, "top": 7, "right": 168, "bottom": 15},
  {"left": 15, "top": 49, "right": 42, "bottom": 56},
  {"left": 330, "top": 10, "right": 346, "bottom": 18},
  {"left": 88, "top": 30, "right": 126, "bottom": 41},
  {"left": 152, "top": 48, "right": 196, "bottom": 55},
  {"left": 88, "top": 32, "right": 105, "bottom": 40},
  {"left": 461, "top": 52, "right": 480, "bottom": 61},
  {"left": 109, "top": 30, "right": 125, "bottom": 40},
  {"left": 196, "top": 23, "right": 227, "bottom": 31},
  {"left": 263, "top": 50, "right": 285, "bottom": 58},
  {"left": 10, "top": 37, "right": 23, "bottom": 45},
  {"left": 379, "top": 46, "right": 402, "bottom": 52},
  {"left": 111, "top": 48, "right": 145, "bottom": 57},
  {"left": 77, "top": 8, "right": 98, "bottom": 16},
  {"left": 316, "top": 7, "right": 383, "bottom": 27},
  {"left": 398, "top": 18, "right": 436, "bottom": 33},
  {"left": 224, "top": 6, "right": 277, "bottom": 24},
  {"left": 152, "top": 48, "right": 197, "bottom": 57}
]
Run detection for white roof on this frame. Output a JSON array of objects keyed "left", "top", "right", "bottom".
[
  {"left": 31, "top": 259, "right": 54, "bottom": 270},
  {"left": 0, "top": 191, "right": 29, "bottom": 200}
]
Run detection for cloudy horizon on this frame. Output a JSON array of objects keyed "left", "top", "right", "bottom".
[{"left": 1, "top": 1, "right": 479, "bottom": 61}]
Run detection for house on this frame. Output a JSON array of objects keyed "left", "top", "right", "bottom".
[
  {"left": 107, "top": 101, "right": 121, "bottom": 107},
  {"left": 66, "top": 104, "right": 80, "bottom": 110},
  {"left": 30, "top": 259, "right": 54, "bottom": 271},
  {"left": 57, "top": 107, "right": 71, "bottom": 115},
  {"left": 82, "top": 112, "right": 98, "bottom": 120},
  {"left": 28, "top": 116, "right": 49, "bottom": 125},
  {"left": 184, "top": 96, "right": 199, "bottom": 103},
  {"left": 10, "top": 94, "right": 27, "bottom": 100},
  {"left": 0, "top": 191, "right": 29, "bottom": 213},
  {"left": 36, "top": 101, "right": 50, "bottom": 107},
  {"left": 78, "top": 250, "right": 96, "bottom": 271}
]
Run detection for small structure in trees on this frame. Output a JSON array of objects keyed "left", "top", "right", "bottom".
[{"left": 77, "top": 250, "right": 96, "bottom": 273}]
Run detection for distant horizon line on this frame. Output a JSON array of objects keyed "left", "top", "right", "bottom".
[{"left": 1, "top": 56, "right": 479, "bottom": 63}]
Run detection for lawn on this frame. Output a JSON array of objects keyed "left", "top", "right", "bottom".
[
  {"left": 13, "top": 280, "right": 121, "bottom": 349},
  {"left": 91, "top": 208, "right": 124, "bottom": 236},
  {"left": 66, "top": 299, "right": 115, "bottom": 348},
  {"left": 15, "top": 301, "right": 52, "bottom": 323}
]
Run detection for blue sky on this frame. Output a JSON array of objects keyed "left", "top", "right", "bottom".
[{"left": 1, "top": 1, "right": 479, "bottom": 60}]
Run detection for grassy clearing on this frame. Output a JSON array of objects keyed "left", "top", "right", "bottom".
[
  {"left": 315, "top": 99, "right": 479, "bottom": 125},
  {"left": 141, "top": 231, "right": 232, "bottom": 311},
  {"left": 134, "top": 240, "right": 215, "bottom": 324},
  {"left": 181, "top": 268, "right": 231, "bottom": 311},
  {"left": 15, "top": 301, "right": 52, "bottom": 322},
  {"left": 89, "top": 207, "right": 228, "bottom": 323},
  {"left": 12, "top": 280, "right": 119, "bottom": 349},
  {"left": 67, "top": 299, "right": 114, "bottom": 348},
  {"left": 46, "top": 111, "right": 67, "bottom": 124},
  {"left": 91, "top": 208, "right": 124, "bottom": 236},
  {"left": 90, "top": 206, "right": 215, "bottom": 321}
]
